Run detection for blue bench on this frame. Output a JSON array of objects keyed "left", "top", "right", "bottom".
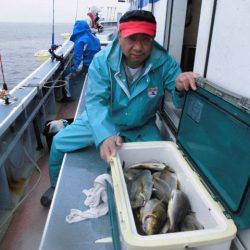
[{"left": 39, "top": 76, "right": 114, "bottom": 250}]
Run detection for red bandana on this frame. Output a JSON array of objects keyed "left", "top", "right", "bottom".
[{"left": 119, "top": 21, "right": 156, "bottom": 38}]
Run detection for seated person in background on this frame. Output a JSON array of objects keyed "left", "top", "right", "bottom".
[
  {"left": 41, "top": 10, "right": 198, "bottom": 206},
  {"left": 62, "top": 20, "right": 101, "bottom": 102}
]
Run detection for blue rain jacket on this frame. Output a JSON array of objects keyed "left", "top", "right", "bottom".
[
  {"left": 82, "top": 38, "right": 183, "bottom": 146},
  {"left": 48, "top": 38, "right": 184, "bottom": 186},
  {"left": 66, "top": 20, "right": 100, "bottom": 75}
]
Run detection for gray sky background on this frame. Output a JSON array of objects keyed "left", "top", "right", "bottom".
[{"left": 0, "top": 0, "right": 129, "bottom": 23}]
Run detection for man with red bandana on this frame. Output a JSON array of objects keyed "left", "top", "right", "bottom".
[
  {"left": 85, "top": 6, "right": 103, "bottom": 34},
  {"left": 41, "top": 10, "right": 198, "bottom": 207}
]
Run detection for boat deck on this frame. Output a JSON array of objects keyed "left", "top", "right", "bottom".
[
  {"left": 39, "top": 76, "right": 114, "bottom": 250},
  {"left": 0, "top": 26, "right": 118, "bottom": 250},
  {"left": 0, "top": 73, "right": 84, "bottom": 250},
  {"left": 40, "top": 149, "right": 112, "bottom": 250}
]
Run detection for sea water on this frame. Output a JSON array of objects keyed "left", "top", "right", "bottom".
[{"left": 0, "top": 22, "right": 73, "bottom": 89}]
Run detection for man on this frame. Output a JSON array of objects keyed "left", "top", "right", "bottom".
[
  {"left": 61, "top": 20, "right": 100, "bottom": 102},
  {"left": 85, "top": 6, "right": 103, "bottom": 34},
  {"left": 41, "top": 10, "right": 198, "bottom": 207}
]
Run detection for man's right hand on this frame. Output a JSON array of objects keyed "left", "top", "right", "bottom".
[{"left": 100, "top": 136, "right": 123, "bottom": 163}]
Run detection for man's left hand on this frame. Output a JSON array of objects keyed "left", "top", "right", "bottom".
[
  {"left": 100, "top": 135, "right": 123, "bottom": 163},
  {"left": 175, "top": 72, "right": 199, "bottom": 92}
]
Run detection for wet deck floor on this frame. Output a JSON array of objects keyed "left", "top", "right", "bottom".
[{"left": 0, "top": 76, "right": 81, "bottom": 250}]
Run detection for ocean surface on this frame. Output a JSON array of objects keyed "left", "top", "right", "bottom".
[{"left": 0, "top": 22, "right": 73, "bottom": 89}]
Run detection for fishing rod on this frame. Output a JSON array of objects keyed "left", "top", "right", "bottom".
[
  {"left": 0, "top": 53, "right": 10, "bottom": 104},
  {"left": 75, "top": 0, "right": 79, "bottom": 21},
  {"left": 49, "top": 0, "right": 64, "bottom": 62},
  {"left": 50, "top": 0, "right": 58, "bottom": 51},
  {"left": 0, "top": 54, "right": 7, "bottom": 91}
]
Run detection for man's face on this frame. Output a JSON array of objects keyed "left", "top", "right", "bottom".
[{"left": 118, "top": 32, "right": 154, "bottom": 68}]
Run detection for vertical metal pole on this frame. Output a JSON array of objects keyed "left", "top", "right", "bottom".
[
  {"left": 75, "top": 0, "right": 79, "bottom": 21},
  {"left": 204, "top": 0, "right": 217, "bottom": 77},
  {"left": 167, "top": 0, "right": 174, "bottom": 52},
  {"left": 0, "top": 54, "right": 7, "bottom": 90},
  {"left": 0, "top": 166, "right": 13, "bottom": 209},
  {"left": 52, "top": 0, "right": 55, "bottom": 47},
  {"left": 33, "top": 118, "right": 44, "bottom": 151}
]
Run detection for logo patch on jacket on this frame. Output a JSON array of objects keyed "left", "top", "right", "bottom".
[{"left": 147, "top": 87, "right": 158, "bottom": 98}]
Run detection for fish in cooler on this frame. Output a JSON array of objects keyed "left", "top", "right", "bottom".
[
  {"left": 152, "top": 168, "right": 178, "bottom": 204},
  {"left": 124, "top": 161, "right": 203, "bottom": 235},
  {"left": 180, "top": 212, "right": 204, "bottom": 231},
  {"left": 167, "top": 189, "right": 191, "bottom": 232},
  {"left": 124, "top": 168, "right": 141, "bottom": 181},
  {"left": 140, "top": 198, "right": 167, "bottom": 235},
  {"left": 126, "top": 162, "right": 168, "bottom": 171},
  {"left": 129, "top": 169, "right": 153, "bottom": 208}
]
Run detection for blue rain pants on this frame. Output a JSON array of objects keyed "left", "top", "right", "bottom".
[{"left": 49, "top": 115, "right": 161, "bottom": 187}]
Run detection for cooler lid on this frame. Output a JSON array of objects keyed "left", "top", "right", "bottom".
[{"left": 177, "top": 78, "right": 250, "bottom": 216}]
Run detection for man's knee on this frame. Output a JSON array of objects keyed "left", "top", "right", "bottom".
[{"left": 51, "top": 129, "right": 68, "bottom": 152}]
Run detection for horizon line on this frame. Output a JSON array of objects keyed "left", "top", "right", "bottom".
[{"left": 0, "top": 21, "right": 74, "bottom": 24}]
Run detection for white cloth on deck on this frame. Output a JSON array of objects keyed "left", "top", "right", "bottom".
[
  {"left": 66, "top": 174, "right": 112, "bottom": 223},
  {"left": 47, "top": 119, "right": 68, "bottom": 134}
]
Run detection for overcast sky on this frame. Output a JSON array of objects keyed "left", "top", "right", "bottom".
[{"left": 0, "top": 0, "right": 129, "bottom": 23}]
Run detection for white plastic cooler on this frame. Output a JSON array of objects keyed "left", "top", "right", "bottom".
[{"left": 110, "top": 141, "right": 236, "bottom": 250}]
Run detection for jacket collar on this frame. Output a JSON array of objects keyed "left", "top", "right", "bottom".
[
  {"left": 107, "top": 37, "right": 169, "bottom": 72},
  {"left": 107, "top": 38, "right": 122, "bottom": 71}
]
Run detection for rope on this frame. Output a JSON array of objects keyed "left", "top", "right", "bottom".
[
  {"left": 42, "top": 79, "right": 67, "bottom": 89},
  {"left": 22, "top": 79, "right": 67, "bottom": 89}
]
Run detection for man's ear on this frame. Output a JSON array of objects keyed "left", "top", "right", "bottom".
[{"left": 118, "top": 31, "right": 122, "bottom": 39}]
